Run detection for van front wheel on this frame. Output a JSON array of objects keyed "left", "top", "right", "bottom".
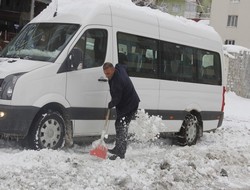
[{"left": 29, "top": 111, "right": 65, "bottom": 150}]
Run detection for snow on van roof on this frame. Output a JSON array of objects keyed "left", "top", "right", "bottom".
[
  {"left": 31, "top": 0, "right": 133, "bottom": 23},
  {"left": 32, "top": 0, "right": 221, "bottom": 44}
]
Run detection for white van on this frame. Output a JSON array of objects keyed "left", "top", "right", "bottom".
[{"left": 0, "top": 0, "right": 225, "bottom": 149}]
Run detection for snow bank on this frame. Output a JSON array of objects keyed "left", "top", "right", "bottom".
[
  {"left": 0, "top": 92, "right": 250, "bottom": 189},
  {"left": 225, "top": 91, "right": 250, "bottom": 121},
  {"left": 224, "top": 44, "right": 250, "bottom": 54}
]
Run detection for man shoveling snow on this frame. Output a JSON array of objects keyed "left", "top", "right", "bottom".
[{"left": 102, "top": 62, "right": 140, "bottom": 160}]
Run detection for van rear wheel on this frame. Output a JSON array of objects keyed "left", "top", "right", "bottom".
[
  {"left": 28, "top": 110, "right": 65, "bottom": 150},
  {"left": 176, "top": 114, "right": 199, "bottom": 146}
]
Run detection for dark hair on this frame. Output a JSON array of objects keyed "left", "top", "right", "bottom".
[{"left": 103, "top": 62, "right": 114, "bottom": 70}]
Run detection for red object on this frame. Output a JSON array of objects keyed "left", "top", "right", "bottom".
[
  {"left": 90, "top": 144, "right": 108, "bottom": 159},
  {"left": 221, "top": 86, "right": 226, "bottom": 112},
  {"left": 90, "top": 109, "right": 110, "bottom": 159}
]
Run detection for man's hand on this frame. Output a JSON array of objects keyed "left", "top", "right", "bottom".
[{"left": 108, "top": 101, "right": 114, "bottom": 109}]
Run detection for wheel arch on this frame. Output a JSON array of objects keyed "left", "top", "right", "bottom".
[
  {"left": 31, "top": 93, "right": 71, "bottom": 131},
  {"left": 32, "top": 93, "right": 70, "bottom": 109},
  {"left": 29, "top": 101, "right": 70, "bottom": 131},
  {"left": 37, "top": 102, "right": 68, "bottom": 117}
]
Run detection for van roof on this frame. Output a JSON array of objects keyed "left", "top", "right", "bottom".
[{"left": 31, "top": 0, "right": 222, "bottom": 51}]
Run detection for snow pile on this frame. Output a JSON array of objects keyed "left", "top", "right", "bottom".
[
  {"left": 224, "top": 44, "right": 250, "bottom": 54},
  {"left": 32, "top": 0, "right": 135, "bottom": 23},
  {"left": 197, "top": 19, "right": 210, "bottom": 25},
  {"left": 128, "top": 109, "right": 164, "bottom": 142},
  {"left": 225, "top": 91, "right": 250, "bottom": 121}
]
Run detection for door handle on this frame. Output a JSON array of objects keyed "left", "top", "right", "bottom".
[{"left": 98, "top": 77, "right": 108, "bottom": 82}]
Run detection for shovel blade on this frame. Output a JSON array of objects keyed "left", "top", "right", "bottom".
[{"left": 90, "top": 144, "right": 108, "bottom": 159}]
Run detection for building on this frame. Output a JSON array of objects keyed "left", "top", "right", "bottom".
[
  {"left": 133, "top": 0, "right": 212, "bottom": 20},
  {"left": 210, "top": 0, "right": 250, "bottom": 49},
  {"left": 155, "top": 0, "right": 211, "bottom": 19},
  {"left": 0, "top": 0, "right": 50, "bottom": 50}
]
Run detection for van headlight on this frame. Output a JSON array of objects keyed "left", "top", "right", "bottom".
[{"left": 0, "top": 73, "right": 25, "bottom": 100}]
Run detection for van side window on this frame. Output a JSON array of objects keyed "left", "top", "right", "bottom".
[
  {"left": 116, "top": 32, "right": 221, "bottom": 86},
  {"left": 72, "top": 29, "right": 107, "bottom": 70},
  {"left": 160, "top": 41, "right": 221, "bottom": 85},
  {"left": 161, "top": 42, "right": 195, "bottom": 82},
  {"left": 197, "top": 50, "right": 222, "bottom": 85},
  {"left": 117, "top": 32, "right": 158, "bottom": 79}
]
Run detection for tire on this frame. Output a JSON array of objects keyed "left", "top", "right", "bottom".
[
  {"left": 28, "top": 110, "right": 66, "bottom": 150},
  {"left": 176, "top": 114, "right": 200, "bottom": 146}
]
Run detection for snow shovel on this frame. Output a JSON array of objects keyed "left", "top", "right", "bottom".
[{"left": 90, "top": 109, "right": 110, "bottom": 159}]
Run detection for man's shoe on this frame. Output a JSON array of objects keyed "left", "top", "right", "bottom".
[
  {"left": 108, "top": 147, "right": 125, "bottom": 160},
  {"left": 109, "top": 154, "right": 118, "bottom": 160},
  {"left": 108, "top": 154, "right": 125, "bottom": 160},
  {"left": 108, "top": 148, "right": 118, "bottom": 155}
]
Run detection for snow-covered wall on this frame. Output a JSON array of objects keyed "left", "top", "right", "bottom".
[{"left": 224, "top": 45, "right": 250, "bottom": 99}]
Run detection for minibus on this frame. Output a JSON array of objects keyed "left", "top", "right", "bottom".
[{"left": 0, "top": 0, "right": 225, "bottom": 149}]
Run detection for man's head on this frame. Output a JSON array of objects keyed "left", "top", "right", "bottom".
[{"left": 103, "top": 62, "right": 115, "bottom": 80}]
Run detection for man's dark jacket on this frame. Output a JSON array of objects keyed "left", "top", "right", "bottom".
[{"left": 108, "top": 63, "right": 140, "bottom": 117}]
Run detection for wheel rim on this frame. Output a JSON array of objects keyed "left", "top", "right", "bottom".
[
  {"left": 186, "top": 116, "right": 198, "bottom": 144},
  {"left": 40, "top": 118, "right": 62, "bottom": 148}
]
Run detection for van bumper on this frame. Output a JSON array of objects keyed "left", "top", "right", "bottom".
[
  {"left": 217, "top": 112, "right": 224, "bottom": 128},
  {"left": 0, "top": 104, "right": 39, "bottom": 138}
]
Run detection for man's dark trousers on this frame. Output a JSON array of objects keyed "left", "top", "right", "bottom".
[{"left": 114, "top": 107, "right": 137, "bottom": 157}]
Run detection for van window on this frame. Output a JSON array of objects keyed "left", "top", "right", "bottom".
[
  {"left": 160, "top": 41, "right": 221, "bottom": 85},
  {"left": 72, "top": 29, "right": 107, "bottom": 69},
  {"left": 197, "top": 50, "right": 222, "bottom": 85},
  {"left": 0, "top": 23, "right": 80, "bottom": 62},
  {"left": 117, "top": 32, "right": 158, "bottom": 79},
  {"left": 117, "top": 32, "right": 221, "bottom": 85},
  {"left": 161, "top": 42, "right": 195, "bottom": 82}
]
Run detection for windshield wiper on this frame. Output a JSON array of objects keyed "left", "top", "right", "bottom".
[
  {"left": 3, "top": 54, "right": 30, "bottom": 60},
  {"left": 5, "top": 55, "right": 21, "bottom": 59},
  {"left": 19, "top": 55, "right": 32, "bottom": 60}
]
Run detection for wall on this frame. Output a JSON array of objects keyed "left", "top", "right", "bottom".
[{"left": 226, "top": 51, "right": 250, "bottom": 98}]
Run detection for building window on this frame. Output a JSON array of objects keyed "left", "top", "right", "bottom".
[
  {"left": 225, "top": 40, "right": 235, "bottom": 45},
  {"left": 230, "top": 0, "right": 240, "bottom": 3},
  {"left": 227, "top": 15, "right": 238, "bottom": 27}
]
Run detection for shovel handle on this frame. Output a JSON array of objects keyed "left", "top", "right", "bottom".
[
  {"left": 105, "top": 109, "right": 110, "bottom": 121},
  {"left": 104, "top": 109, "right": 110, "bottom": 126},
  {"left": 101, "top": 109, "right": 110, "bottom": 140}
]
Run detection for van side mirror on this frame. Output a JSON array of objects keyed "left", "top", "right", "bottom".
[
  {"left": 67, "top": 48, "right": 83, "bottom": 70},
  {"left": 57, "top": 47, "right": 83, "bottom": 73}
]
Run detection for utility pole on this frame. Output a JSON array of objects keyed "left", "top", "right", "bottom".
[{"left": 30, "top": 0, "right": 35, "bottom": 20}]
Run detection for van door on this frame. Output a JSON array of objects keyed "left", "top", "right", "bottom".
[{"left": 65, "top": 27, "right": 112, "bottom": 136}]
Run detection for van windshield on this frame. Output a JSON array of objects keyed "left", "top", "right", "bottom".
[{"left": 0, "top": 23, "right": 80, "bottom": 62}]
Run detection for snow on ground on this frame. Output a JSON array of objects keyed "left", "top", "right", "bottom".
[{"left": 0, "top": 92, "right": 250, "bottom": 190}]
